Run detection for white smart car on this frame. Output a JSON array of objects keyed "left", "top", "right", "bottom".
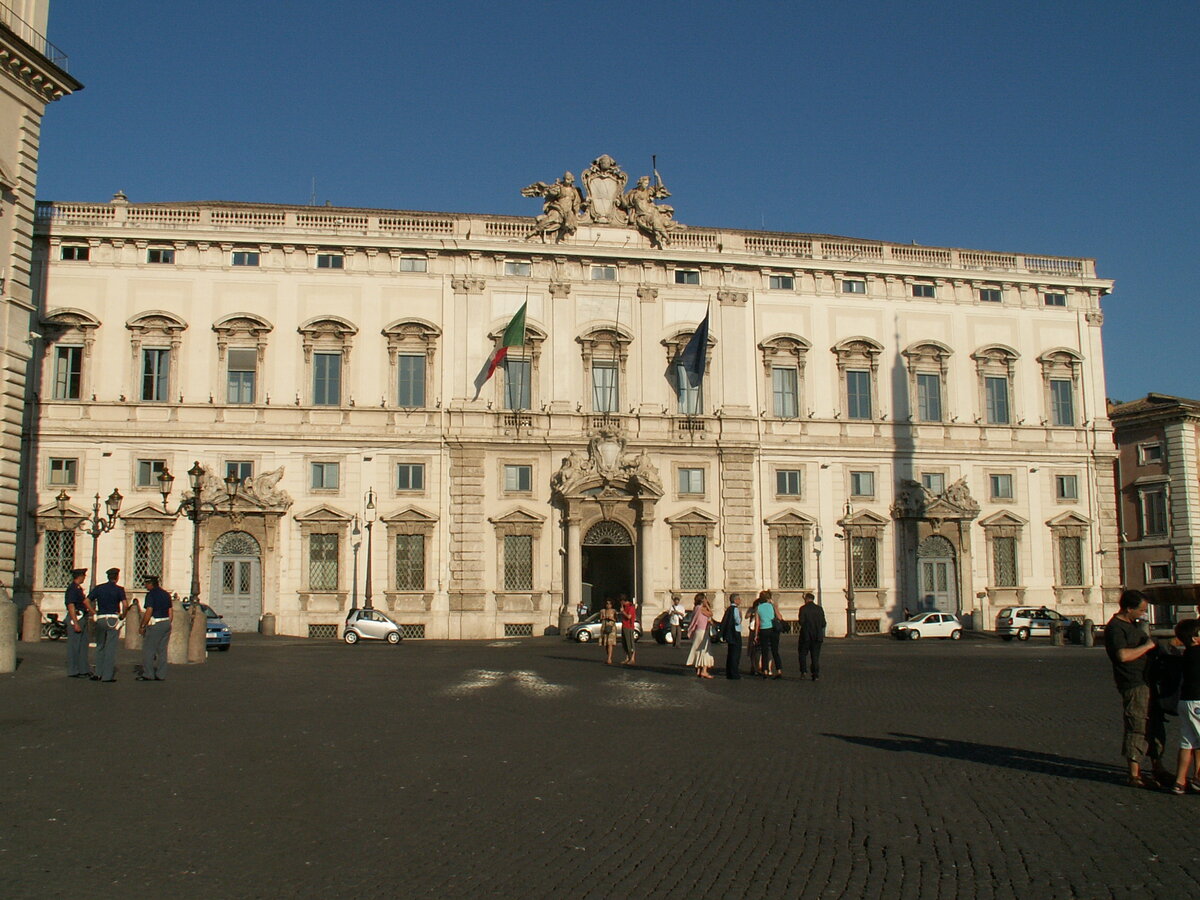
[{"left": 890, "top": 611, "right": 963, "bottom": 641}]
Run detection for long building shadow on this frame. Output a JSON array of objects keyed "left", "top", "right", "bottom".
[{"left": 824, "top": 731, "right": 1122, "bottom": 784}]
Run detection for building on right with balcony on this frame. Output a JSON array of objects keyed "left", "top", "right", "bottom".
[{"left": 1110, "top": 393, "right": 1200, "bottom": 622}]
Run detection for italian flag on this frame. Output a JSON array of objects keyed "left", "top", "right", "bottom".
[{"left": 473, "top": 301, "right": 527, "bottom": 399}]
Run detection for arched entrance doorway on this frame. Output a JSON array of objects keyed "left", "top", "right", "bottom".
[
  {"left": 210, "top": 531, "right": 262, "bottom": 631},
  {"left": 582, "top": 521, "right": 634, "bottom": 614},
  {"left": 916, "top": 535, "right": 957, "bottom": 614}
]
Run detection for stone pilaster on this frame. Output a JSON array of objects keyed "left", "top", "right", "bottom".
[
  {"left": 448, "top": 445, "right": 487, "bottom": 611},
  {"left": 1165, "top": 419, "right": 1200, "bottom": 585},
  {"left": 719, "top": 450, "right": 757, "bottom": 593}
]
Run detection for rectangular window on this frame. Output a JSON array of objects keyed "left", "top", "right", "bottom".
[
  {"left": 231, "top": 250, "right": 260, "bottom": 267},
  {"left": 916, "top": 373, "right": 942, "bottom": 422},
  {"left": 1142, "top": 487, "right": 1168, "bottom": 536},
  {"left": 141, "top": 348, "right": 170, "bottom": 402},
  {"left": 137, "top": 459, "right": 167, "bottom": 487},
  {"left": 1058, "top": 535, "right": 1083, "bottom": 585},
  {"left": 675, "top": 361, "right": 703, "bottom": 416},
  {"left": 310, "top": 462, "right": 340, "bottom": 491},
  {"left": 769, "top": 274, "right": 794, "bottom": 290},
  {"left": 504, "top": 261, "right": 531, "bottom": 276},
  {"left": 772, "top": 366, "right": 799, "bottom": 418},
  {"left": 1043, "top": 292, "right": 1067, "bottom": 307},
  {"left": 778, "top": 535, "right": 805, "bottom": 589},
  {"left": 776, "top": 469, "right": 802, "bottom": 496},
  {"left": 590, "top": 265, "right": 617, "bottom": 281},
  {"left": 396, "top": 354, "right": 426, "bottom": 408},
  {"left": 1049, "top": 378, "right": 1074, "bottom": 426},
  {"left": 396, "top": 463, "right": 425, "bottom": 491},
  {"left": 1146, "top": 562, "right": 1173, "bottom": 583},
  {"left": 226, "top": 347, "right": 257, "bottom": 404},
  {"left": 591, "top": 362, "right": 619, "bottom": 413},
  {"left": 678, "top": 468, "right": 704, "bottom": 495},
  {"left": 504, "top": 464, "right": 532, "bottom": 493},
  {"left": 850, "top": 471, "right": 874, "bottom": 498},
  {"left": 984, "top": 376, "right": 1010, "bottom": 425},
  {"left": 399, "top": 257, "right": 427, "bottom": 272},
  {"left": 912, "top": 283, "right": 936, "bottom": 298},
  {"left": 841, "top": 279, "right": 866, "bottom": 294},
  {"left": 993, "top": 536, "right": 1018, "bottom": 587},
  {"left": 316, "top": 253, "right": 344, "bottom": 269},
  {"left": 503, "top": 534, "right": 533, "bottom": 591},
  {"left": 851, "top": 536, "right": 878, "bottom": 589},
  {"left": 225, "top": 460, "right": 253, "bottom": 482},
  {"left": 52, "top": 346, "right": 82, "bottom": 400},
  {"left": 921, "top": 472, "right": 945, "bottom": 494},
  {"left": 133, "top": 532, "right": 164, "bottom": 586},
  {"left": 308, "top": 533, "right": 339, "bottom": 591},
  {"left": 395, "top": 534, "right": 425, "bottom": 590},
  {"left": 147, "top": 248, "right": 174, "bottom": 264},
  {"left": 979, "top": 288, "right": 1002, "bottom": 303},
  {"left": 679, "top": 535, "right": 707, "bottom": 590},
  {"left": 674, "top": 269, "right": 700, "bottom": 285},
  {"left": 990, "top": 473, "right": 1014, "bottom": 500},
  {"left": 312, "top": 352, "right": 342, "bottom": 406},
  {"left": 60, "top": 245, "right": 89, "bottom": 261},
  {"left": 43, "top": 530, "right": 75, "bottom": 589},
  {"left": 1055, "top": 474, "right": 1078, "bottom": 500},
  {"left": 503, "top": 357, "right": 531, "bottom": 410},
  {"left": 846, "top": 369, "right": 872, "bottom": 420},
  {"left": 48, "top": 457, "right": 77, "bottom": 486},
  {"left": 1139, "top": 443, "right": 1164, "bottom": 465}
]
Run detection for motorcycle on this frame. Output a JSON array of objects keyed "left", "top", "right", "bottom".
[{"left": 41, "top": 613, "right": 68, "bottom": 641}]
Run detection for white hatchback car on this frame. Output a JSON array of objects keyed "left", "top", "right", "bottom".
[
  {"left": 890, "top": 612, "right": 963, "bottom": 641},
  {"left": 343, "top": 608, "right": 404, "bottom": 644}
]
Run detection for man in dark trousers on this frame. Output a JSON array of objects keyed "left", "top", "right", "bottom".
[
  {"left": 64, "top": 568, "right": 91, "bottom": 678},
  {"left": 87, "top": 567, "right": 127, "bottom": 682},
  {"left": 721, "top": 593, "right": 743, "bottom": 679},
  {"left": 797, "top": 592, "right": 827, "bottom": 681},
  {"left": 1105, "top": 589, "right": 1170, "bottom": 788}
]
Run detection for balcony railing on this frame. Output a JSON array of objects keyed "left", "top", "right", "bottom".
[{"left": 0, "top": 2, "right": 69, "bottom": 70}]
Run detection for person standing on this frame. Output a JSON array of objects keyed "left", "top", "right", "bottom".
[
  {"left": 87, "top": 567, "right": 127, "bottom": 682},
  {"left": 1104, "top": 589, "right": 1170, "bottom": 788},
  {"left": 1170, "top": 618, "right": 1200, "bottom": 794},
  {"left": 721, "top": 593, "right": 742, "bottom": 679},
  {"left": 138, "top": 576, "right": 172, "bottom": 682},
  {"left": 757, "top": 590, "right": 783, "bottom": 679},
  {"left": 686, "top": 593, "right": 715, "bottom": 679},
  {"left": 576, "top": 598, "right": 589, "bottom": 622},
  {"left": 64, "top": 568, "right": 91, "bottom": 678},
  {"left": 797, "top": 592, "right": 827, "bottom": 681},
  {"left": 747, "top": 597, "right": 763, "bottom": 676},
  {"left": 598, "top": 599, "right": 618, "bottom": 666},
  {"left": 619, "top": 593, "right": 638, "bottom": 666},
  {"left": 668, "top": 594, "right": 685, "bottom": 649}
]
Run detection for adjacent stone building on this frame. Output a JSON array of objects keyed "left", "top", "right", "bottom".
[{"left": 23, "top": 155, "right": 1118, "bottom": 638}]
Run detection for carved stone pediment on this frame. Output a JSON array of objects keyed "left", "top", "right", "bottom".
[
  {"left": 189, "top": 466, "right": 293, "bottom": 513},
  {"left": 550, "top": 429, "right": 663, "bottom": 499},
  {"left": 892, "top": 477, "right": 979, "bottom": 521}
]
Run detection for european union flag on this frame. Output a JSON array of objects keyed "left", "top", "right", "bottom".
[{"left": 677, "top": 309, "right": 710, "bottom": 387}]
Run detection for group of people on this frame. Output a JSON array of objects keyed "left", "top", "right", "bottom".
[
  {"left": 595, "top": 594, "right": 639, "bottom": 666},
  {"left": 63, "top": 566, "right": 174, "bottom": 682}
]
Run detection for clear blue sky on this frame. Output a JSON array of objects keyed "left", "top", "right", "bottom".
[{"left": 36, "top": 0, "right": 1200, "bottom": 403}]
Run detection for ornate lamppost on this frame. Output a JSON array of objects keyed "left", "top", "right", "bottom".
[
  {"left": 56, "top": 487, "right": 123, "bottom": 590},
  {"left": 156, "top": 462, "right": 241, "bottom": 606},
  {"left": 837, "top": 500, "right": 858, "bottom": 638},
  {"left": 350, "top": 515, "right": 362, "bottom": 610},
  {"left": 363, "top": 489, "right": 377, "bottom": 610},
  {"left": 813, "top": 525, "right": 823, "bottom": 606}
]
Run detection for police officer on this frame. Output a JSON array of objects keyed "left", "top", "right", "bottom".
[
  {"left": 137, "top": 575, "right": 172, "bottom": 681},
  {"left": 87, "top": 567, "right": 126, "bottom": 682},
  {"left": 64, "top": 567, "right": 91, "bottom": 678}
]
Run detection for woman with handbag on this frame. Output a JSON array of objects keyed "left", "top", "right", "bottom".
[
  {"left": 598, "top": 599, "right": 618, "bottom": 665},
  {"left": 686, "top": 593, "right": 715, "bottom": 679},
  {"left": 748, "top": 597, "right": 763, "bottom": 676},
  {"left": 757, "top": 590, "right": 783, "bottom": 679}
]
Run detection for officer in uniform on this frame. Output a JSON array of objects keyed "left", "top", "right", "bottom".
[
  {"left": 87, "top": 567, "right": 126, "bottom": 682},
  {"left": 137, "top": 575, "right": 172, "bottom": 681},
  {"left": 64, "top": 568, "right": 91, "bottom": 678}
]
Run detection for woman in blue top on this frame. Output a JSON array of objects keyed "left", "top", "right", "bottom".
[{"left": 757, "top": 590, "right": 783, "bottom": 679}]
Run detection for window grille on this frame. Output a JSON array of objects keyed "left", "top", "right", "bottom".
[
  {"left": 309, "top": 534, "right": 339, "bottom": 591},
  {"left": 308, "top": 624, "right": 338, "bottom": 639},
  {"left": 503, "top": 535, "right": 533, "bottom": 591},
  {"left": 133, "top": 532, "right": 164, "bottom": 586},
  {"left": 679, "top": 535, "right": 707, "bottom": 590},
  {"left": 1059, "top": 535, "right": 1083, "bottom": 586},
  {"left": 851, "top": 536, "right": 878, "bottom": 589},
  {"left": 778, "top": 535, "right": 805, "bottom": 588},
  {"left": 855, "top": 618, "right": 882, "bottom": 635},
  {"left": 504, "top": 623, "right": 534, "bottom": 637},
  {"left": 993, "top": 536, "right": 1018, "bottom": 587},
  {"left": 395, "top": 534, "right": 425, "bottom": 590},
  {"left": 43, "top": 530, "right": 75, "bottom": 589},
  {"left": 400, "top": 623, "right": 426, "bottom": 639}
]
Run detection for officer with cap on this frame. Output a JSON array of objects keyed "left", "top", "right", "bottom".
[
  {"left": 87, "top": 567, "right": 126, "bottom": 682},
  {"left": 64, "top": 567, "right": 92, "bottom": 678},
  {"left": 137, "top": 575, "right": 172, "bottom": 681}
]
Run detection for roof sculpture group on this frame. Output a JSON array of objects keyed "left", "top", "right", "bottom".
[{"left": 522, "top": 154, "right": 683, "bottom": 249}]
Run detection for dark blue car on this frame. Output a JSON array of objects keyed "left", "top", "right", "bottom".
[{"left": 184, "top": 602, "right": 232, "bottom": 651}]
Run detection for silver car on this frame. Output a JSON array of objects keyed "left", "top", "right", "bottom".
[
  {"left": 343, "top": 608, "right": 403, "bottom": 645},
  {"left": 567, "top": 612, "right": 641, "bottom": 643}
]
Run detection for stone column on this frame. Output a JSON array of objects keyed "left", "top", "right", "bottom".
[
  {"left": 167, "top": 596, "right": 188, "bottom": 664},
  {"left": 637, "top": 500, "right": 656, "bottom": 611},
  {"left": 21, "top": 602, "right": 41, "bottom": 642},
  {"left": 0, "top": 595, "right": 15, "bottom": 673},
  {"left": 187, "top": 603, "right": 206, "bottom": 663},
  {"left": 123, "top": 599, "right": 143, "bottom": 650},
  {"left": 564, "top": 508, "right": 581, "bottom": 634}
]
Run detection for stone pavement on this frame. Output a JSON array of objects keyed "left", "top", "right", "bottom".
[{"left": 2, "top": 632, "right": 1199, "bottom": 899}]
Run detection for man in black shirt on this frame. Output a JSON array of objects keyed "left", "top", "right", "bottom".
[
  {"left": 64, "top": 568, "right": 91, "bottom": 678},
  {"left": 1104, "top": 589, "right": 1168, "bottom": 788},
  {"left": 87, "top": 567, "right": 127, "bottom": 682},
  {"left": 797, "top": 592, "right": 827, "bottom": 681}
]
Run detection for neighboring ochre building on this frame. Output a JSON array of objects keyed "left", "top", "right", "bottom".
[
  {"left": 0, "top": 1, "right": 79, "bottom": 596},
  {"left": 23, "top": 157, "right": 1118, "bottom": 638}
]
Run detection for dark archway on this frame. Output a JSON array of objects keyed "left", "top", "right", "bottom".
[{"left": 582, "top": 521, "right": 635, "bottom": 613}]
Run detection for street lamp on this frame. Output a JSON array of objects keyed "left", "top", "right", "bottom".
[
  {"left": 813, "top": 525, "right": 823, "bottom": 606},
  {"left": 350, "top": 515, "right": 362, "bottom": 610},
  {"left": 57, "top": 487, "right": 123, "bottom": 590},
  {"left": 839, "top": 499, "right": 858, "bottom": 638},
  {"left": 363, "top": 488, "right": 377, "bottom": 610},
  {"left": 158, "top": 461, "right": 241, "bottom": 606}
]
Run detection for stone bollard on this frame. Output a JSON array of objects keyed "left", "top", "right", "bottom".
[
  {"left": 1083, "top": 618, "right": 1095, "bottom": 648},
  {"left": 167, "top": 597, "right": 189, "bottom": 664},
  {"left": 1051, "top": 622, "right": 1066, "bottom": 646},
  {"left": 187, "top": 603, "right": 207, "bottom": 663},
  {"left": 124, "top": 600, "right": 143, "bottom": 651},
  {"left": 21, "top": 603, "right": 42, "bottom": 643},
  {"left": 260, "top": 612, "right": 276, "bottom": 636},
  {"left": 0, "top": 598, "right": 16, "bottom": 673}
]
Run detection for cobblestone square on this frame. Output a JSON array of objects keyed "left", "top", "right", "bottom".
[{"left": 3, "top": 634, "right": 1198, "bottom": 899}]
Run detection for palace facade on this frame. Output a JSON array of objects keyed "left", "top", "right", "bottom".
[{"left": 22, "top": 158, "right": 1118, "bottom": 638}]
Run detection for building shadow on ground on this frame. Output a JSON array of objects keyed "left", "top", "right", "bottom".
[{"left": 824, "top": 732, "right": 1122, "bottom": 784}]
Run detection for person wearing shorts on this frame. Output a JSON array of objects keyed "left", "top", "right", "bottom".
[{"left": 1172, "top": 618, "right": 1200, "bottom": 794}]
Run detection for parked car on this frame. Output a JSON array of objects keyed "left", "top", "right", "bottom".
[
  {"left": 996, "top": 606, "right": 1072, "bottom": 641},
  {"left": 343, "top": 608, "right": 404, "bottom": 645},
  {"left": 890, "top": 611, "right": 963, "bottom": 641},
  {"left": 183, "top": 602, "right": 232, "bottom": 651},
  {"left": 567, "top": 612, "right": 641, "bottom": 643},
  {"left": 650, "top": 609, "right": 725, "bottom": 645}
]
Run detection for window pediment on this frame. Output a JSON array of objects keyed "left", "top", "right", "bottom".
[
  {"left": 488, "top": 508, "right": 546, "bottom": 526},
  {"left": 979, "top": 510, "right": 1028, "bottom": 528},
  {"left": 43, "top": 308, "right": 101, "bottom": 333},
  {"left": 381, "top": 506, "right": 438, "bottom": 525},
  {"left": 293, "top": 504, "right": 353, "bottom": 524},
  {"left": 126, "top": 310, "right": 188, "bottom": 336},
  {"left": 664, "top": 508, "right": 719, "bottom": 527}
]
